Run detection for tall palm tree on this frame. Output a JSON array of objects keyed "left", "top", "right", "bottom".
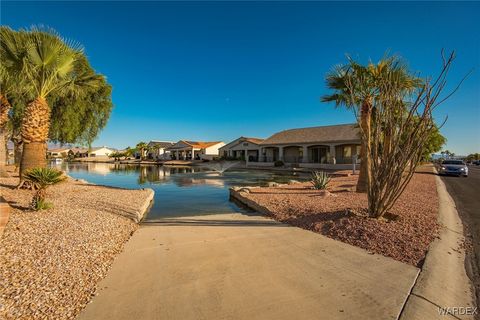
[
  {"left": 1, "top": 26, "right": 83, "bottom": 181},
  {"left": 321, "top": 56, "right": 420, "bottom": 192},
  {"left": 136, "top": 142, "right": 148, "bottom": 160},
  {"left": 0, "top": 68, "right": 13, "bottom": 175},
  {"left": 0, "top": 28, "right": 28, "bottom": 175}
]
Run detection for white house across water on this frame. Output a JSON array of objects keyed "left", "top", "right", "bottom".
[
  {"left": 218, "top": 137, "right": 264, "bottom": 161},
  {"left": 167, "top": 141, "right": 225, "bottom": 161}
]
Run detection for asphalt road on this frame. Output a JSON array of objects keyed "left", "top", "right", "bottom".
[{"left": 440, "top": 165, "right": 480, "bottom": 301}]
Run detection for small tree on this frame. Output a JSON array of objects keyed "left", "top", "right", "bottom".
[
  {"left": 23, "top": 167, "right": 66, "bottom": 210},
  {"left": 421, "top": 123, "right": 447, "bottom": 161},
  {"left": 345, "top": 51, "right": 466, "bottom": 218}
]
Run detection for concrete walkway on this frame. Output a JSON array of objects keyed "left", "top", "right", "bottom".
[{"left": 78, "top": 213, "right": 419, "bottom": 320}]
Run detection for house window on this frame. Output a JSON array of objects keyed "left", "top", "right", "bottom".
[
  {"left": 242, "top": 143, "right": 248, "bottom": 146},
  {"left": 343, "top": 146, "right": 352, "bottom": 158}
]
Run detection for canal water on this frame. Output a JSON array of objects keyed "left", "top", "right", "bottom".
[{"left": 53, "top": 162, "right": 307, "bottom": 220}]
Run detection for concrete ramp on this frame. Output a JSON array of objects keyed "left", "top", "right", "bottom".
[{"left": 78, "top": 213, "right": 419, "bottom": 320}]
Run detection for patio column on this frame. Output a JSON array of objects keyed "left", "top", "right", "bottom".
[
  {"left": 302, "top": 146, "right": 309, "bottom": 163},
  {"left": 278, "top": 146, "right": 284, "bottom": 161},
  {"left": 329, "top": 145, "right": 336, "bottom": 164},
  {"left": 245, "top": 149, "right": 249, "bottom": 163}
]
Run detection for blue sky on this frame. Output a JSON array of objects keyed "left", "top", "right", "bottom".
[{"left": 2, "top": 1, "right": 479, "bottom": 154}]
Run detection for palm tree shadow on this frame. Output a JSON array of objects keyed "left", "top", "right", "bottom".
[
  {"left": 0, "top": 182, "right": 16, "bottom": 190},
  {"left": 9, "top": 203, "right": 31, "bottom": 211}
]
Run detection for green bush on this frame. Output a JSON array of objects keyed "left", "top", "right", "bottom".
[
  {"left": 33, "top": 199, "right": 53, "bottom": 211},
  {"left": 274, "top": 160, "right": 284, "bottom": 167},
  {"left": 310, "top": 171, "right": 331, "bottom": 190},
  {"left": 23, "top": 168, "right": 66, "bottom": 210}
]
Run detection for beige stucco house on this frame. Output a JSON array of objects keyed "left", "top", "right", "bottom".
[
  {"left": 167, "top": 141, "right": 225, "bottom": 160},
  {"left": 254, "top": 123, "right": 361, "bottom": 169},
  {"left": 218, "top": 137, "right": 264, "bottom": 161},
  {"left": 88, "top": 146, "right": 115, "bottom": 157},
  {"left": 47, "top": 148, "right": 72, "bottom": 159}
]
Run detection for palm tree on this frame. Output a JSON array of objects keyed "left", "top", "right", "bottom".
[
  {"left": 321, "top": 56, "right": 420, "bottom": 192},
  {"left": 0, "top": 69, "right": 13, "bottom": 175},
  {"left": 0, "top": 28, "right": 28, "bottom": 175},
  {"left": 23, "top": 167, "right": 65, "bottom": 210},
  {"left": 136, "top": 142, "right": 148, "bottom": 160},
  {"left": 1, "top": 26, "right": 83, "bottom": 181}
]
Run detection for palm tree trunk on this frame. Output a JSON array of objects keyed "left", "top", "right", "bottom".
[
  {"left": 13, "top": 136, "right": 23, "bottom": 167},
  {"left": 0, "top": 128, "right": 7, "bottom": 177},
  {"left": 356, "top": 101, "right": 372, "bottom": 193},
  {"left": 19, "top": 97, "right": 51, "bottom": 179},
  {"left": 20, "top": 142, "right": 47, "bottom": 174},
  {"left": 0, "top": 94, "right": 12, "bottom": 177}
]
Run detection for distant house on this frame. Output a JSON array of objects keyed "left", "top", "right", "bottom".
[
  {"left": 167, "top": 141, "right": 225, "bottom": 161},
  {"left": 88, "top": 146, "right": 115, "bottom": 157},
  {"left": 70, "top": 147, "right": 89, "bottom": 158},
  {"left": 256, "top": 123, "right": 361, "bottom": 169},
  {"left": 146, "top": 141, "right": 175, "bottom": 160},
  {"left": 218, "top": 137, "right": 264, "bottom": 161},
  {"left": 47, "top": 147, "right": 72, "bottom": 159}
]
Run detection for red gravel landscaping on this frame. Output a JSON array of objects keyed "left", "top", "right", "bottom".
[{"left": 240, "top": 166, "right": 439, "bottom": 267}]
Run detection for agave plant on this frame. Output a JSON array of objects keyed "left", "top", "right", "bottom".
[
  {"left": 310, "top": 171, "right": 331, "bottom": 190},
  {"left": 23, "top": 167, "right": 66, "bottom": 210}
]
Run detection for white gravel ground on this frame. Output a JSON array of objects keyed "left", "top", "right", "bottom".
[{"left": 0, "top": 168, "right": 152, "bottom": 320}]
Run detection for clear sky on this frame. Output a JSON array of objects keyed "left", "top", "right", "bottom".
[{"left": 2, "top": 1, "right": 479, "bottom": 155}]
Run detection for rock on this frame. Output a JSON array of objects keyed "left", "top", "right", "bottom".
[
  {"left": 238, "top": 188, "right": 250, "bottom": 194},
  {"left": 318, "top": 190, "right": 332, "bottom": 197},
  {"left": 288, "top": 180, "right": 299, "bottom": 185},
  {"left": 267, "top": 182, "right": 279, "bottom": 187}
]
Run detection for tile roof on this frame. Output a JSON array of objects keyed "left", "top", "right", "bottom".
[
  {"left": 147, "top": 141, "right": 175, "bottom": 148},
  {"left": 168, "top": 141, "right": 223, "bottom": 149},
  {"left": 220, "top": 137, "right": 264, "bottom": 149},
  {"left": 243, "top": 137, "right": 264, "bottom": 144},
  {"left": 261, "top": 123, "right": 360, "bottom": 145},
  {"left": 70, "top": 147, "right": 88, "bottom": 153},
  {"left": 48, "top": 148, "right": 71, "bottom": 153}
]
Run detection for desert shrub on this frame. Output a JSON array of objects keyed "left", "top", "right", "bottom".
[
  {"left": 310, "top": 171, "right": 331, "bottom": 190},
  {"left": 23, "top": 168, "right": 66, "bottom": 210}
]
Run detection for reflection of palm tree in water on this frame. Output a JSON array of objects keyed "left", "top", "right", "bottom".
[{"left": 138, "top": 166, "right": 177, "bottom": 184}]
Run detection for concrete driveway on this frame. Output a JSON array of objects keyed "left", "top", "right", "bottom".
[{"left": 78, "top": 213, "right": 419, "bottom": 320}]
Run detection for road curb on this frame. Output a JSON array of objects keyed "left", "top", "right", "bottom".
[{"left": 399, "top": 174, "right": 476, "bottom": 320}]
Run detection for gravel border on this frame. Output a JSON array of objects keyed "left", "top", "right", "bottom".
[
  {"left": 0, "top": 168, "right": 153, "bottom": 320},
  {"left": 231, "top": 166, "right": 439, "bottom": 267}
]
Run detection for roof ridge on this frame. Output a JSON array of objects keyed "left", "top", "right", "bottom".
[{"left": 281, "top": 123, "right": 357, "bottom": 132}]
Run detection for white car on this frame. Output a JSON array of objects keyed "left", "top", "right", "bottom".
[{"left": 438, "top": 160, "right": 468, "bottom": 177}]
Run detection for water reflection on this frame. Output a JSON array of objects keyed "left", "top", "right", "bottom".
[{"left": 53, "top": 162, "right": 307, "bottom": 219}]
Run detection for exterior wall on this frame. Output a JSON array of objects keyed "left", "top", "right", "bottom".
[
  {"left": 283, "top": 146, "right": 302, "bottom": 163},
  {"left": 335, "top": 144, "right": 361, "bottom": 164},
  {"left": 90, "top": 147, "right": 114, "bottom": 157},
  {"left": 263, "top": 147, "right": 278, "bottom": 162},
  {"left": 219, "top": 139, "right": 261, "bottom": 160},
  {"left": 48, "top": 149, "right": 70, "bottom": 158},
  {"left": 259, "top": 141, "right": 360, "bottom": 164},
  {"left": 204, "top": 142, "right": 225, "bottom": 157}
]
